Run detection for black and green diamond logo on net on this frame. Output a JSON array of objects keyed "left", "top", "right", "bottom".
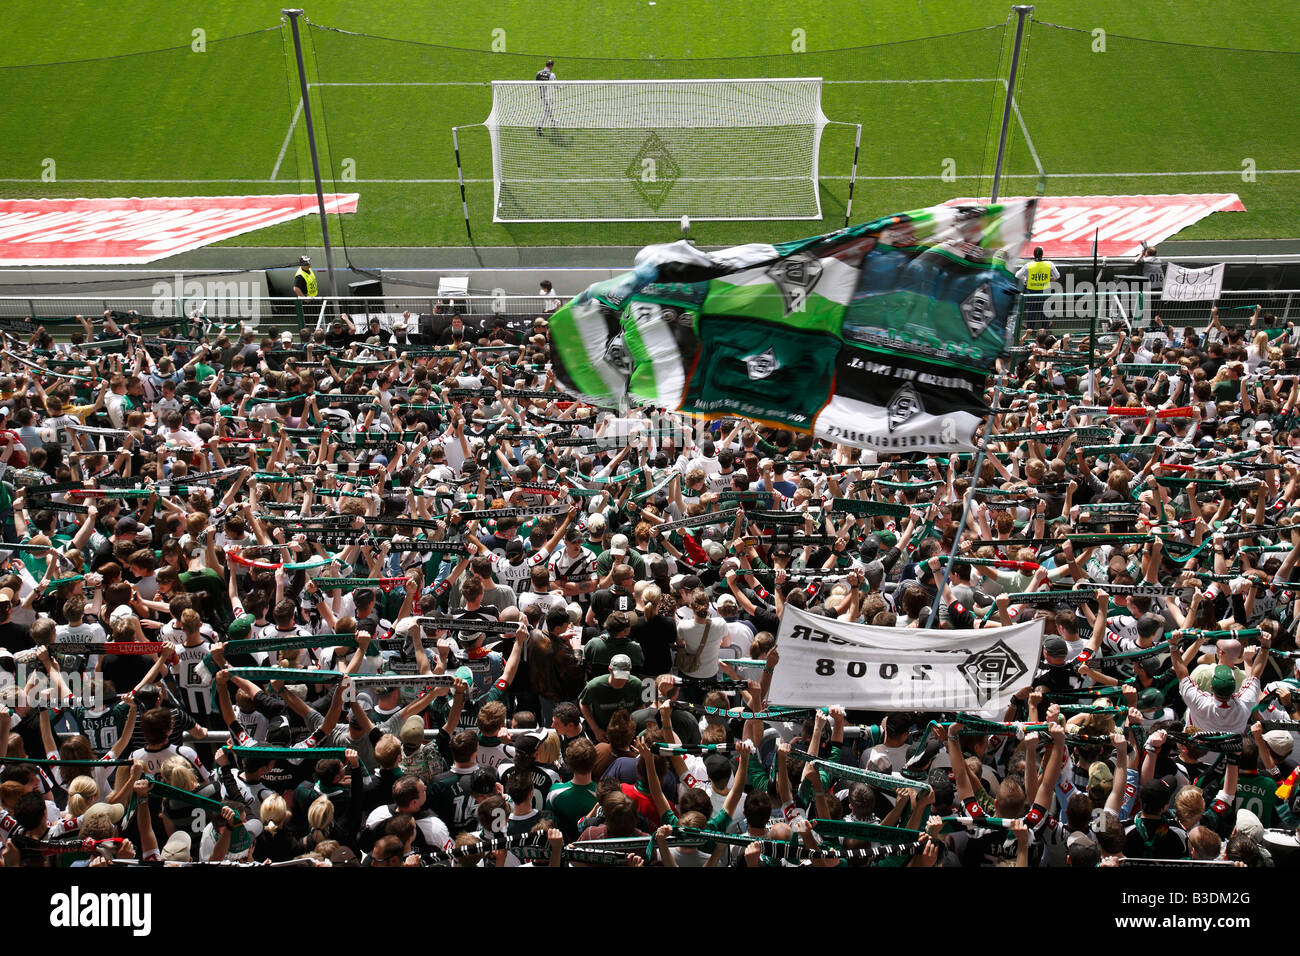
[
  {"left": 626, "top": 132, "right": 681, "bottom": 210},
  {"left": 957, "top": 639, "right": 1028, "bottom": 704}
]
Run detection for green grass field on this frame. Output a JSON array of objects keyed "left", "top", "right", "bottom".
[{"left": 0, "top": 1, "right": 1296, "bottom": 251}]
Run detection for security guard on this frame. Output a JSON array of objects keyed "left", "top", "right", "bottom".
[
  {"left": 293, "top": 255, "right": 318, "bottom": 300},
  {"left": 1016, "top": 246, "right": 1059, "bottom": 330}
]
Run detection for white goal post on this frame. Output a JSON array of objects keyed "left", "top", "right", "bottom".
[{"left": 457, "top": 77, "right": 860, "bottom": 225}]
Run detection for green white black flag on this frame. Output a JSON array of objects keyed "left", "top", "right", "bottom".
[{"left": 547, "top": 200, "right": 1036, "bottom": 452}]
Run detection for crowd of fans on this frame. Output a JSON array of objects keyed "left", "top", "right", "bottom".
[{"left": 0, "top": 298, "right": 1298, "bottom": 869}]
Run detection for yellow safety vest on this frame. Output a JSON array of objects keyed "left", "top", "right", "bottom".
[
  {"left": 1025, "top": 260, "right": 1053, "bottom": 291},
  {"left": 295, "top": 267, "right": 318, "bottom": 297}
]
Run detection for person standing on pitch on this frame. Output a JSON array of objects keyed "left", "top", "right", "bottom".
[
  {"left": 1016, "top": 245, "right": 1058, "bottom": 330},
  {"left": 536, "top": 58, "right": 557, "bottom": 134}
]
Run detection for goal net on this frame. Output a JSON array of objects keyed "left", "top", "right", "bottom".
[{"left": 483, "top": 78, "right": 830, "bottom": 222}]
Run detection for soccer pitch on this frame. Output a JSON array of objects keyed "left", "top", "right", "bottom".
[{"left": 0, "top": 1, "right": 1296, "bottom": 251}]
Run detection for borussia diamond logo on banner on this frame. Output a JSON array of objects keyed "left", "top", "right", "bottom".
[
  {"left": 960, "top": 282, "right": 996, "bottom": 337},
  {"left": 626, "top": 133, "right": 681, "bottom": 210},
  {"left": 766, "top": 252, "right": 823, "bottom": 315},
  {"left": 958, "top": 639, "right": 1028, "bottom": 704},
  {"left": 603, "top": 334, "right": 634, "bottom": 376},
  {"left": 743, "top": 348, "right": 781, "bottom": 380},
  {"left": 886, "top": 382, "right": 924, "bottom": 432}
]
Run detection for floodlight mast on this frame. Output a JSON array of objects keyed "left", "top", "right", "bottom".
[{"left": 283, "top": 8, "right": 339, "bottom": 305}]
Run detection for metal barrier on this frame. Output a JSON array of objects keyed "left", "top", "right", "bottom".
[
  {"left": 1017, "top": 287, "right": 1296, "bottom": 339},
  {"left": 0, "top": 289, "right": 1295, "bottom": 338},
  {"left": 0, "top": 293, "right": 557, "bottom": 337}
]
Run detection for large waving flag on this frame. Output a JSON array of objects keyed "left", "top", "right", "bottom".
[{"left": 547, "top": 200, "right": 1036, "bottom": 452}]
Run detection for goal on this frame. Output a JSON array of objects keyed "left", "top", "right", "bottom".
[{"left": 472, "top": 78, "right": 845, "bottom": 223}]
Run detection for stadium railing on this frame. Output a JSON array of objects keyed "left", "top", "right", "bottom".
[
  {"left": 0, "top": 294, "right": 558, "bottom": 339},
  {"left": 0, "top": 289, "right": 1295, "bottom": 340},
  {"left": 1016, "top": 288, "right": 1297, "bottom": 340}
]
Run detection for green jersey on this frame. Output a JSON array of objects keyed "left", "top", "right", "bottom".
[{"left": 547, "top": 780, "right": 599, "bottom": 841}]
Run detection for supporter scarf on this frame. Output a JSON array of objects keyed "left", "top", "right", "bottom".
[
  {"left": 228, "top": 667, "right": 344, "bottom": 683},
  {"left": 454, "top": 504, "right": 570, "bottom": 521},
  {"left": 655, "top": 509, "right": 742, "bottom": 534},
  {"left": 224, "top": 634, "right": 358, "bottom": 654},
  {"left": 144, "top": 775, "right": 240, "bottom": 823},
  {"left": 1166, "top": 732, "right": 1243, "bottom": 754},
  {"left": 670, "top": 701, "right": 817, "bottom": 722},
  {"left": 788, "top": 748, "right": 931, "bottom": 794},
  {"left": 1, "top": 756, "right": 132, "bottom": 767},
  {"left": 225, "top": 746, "right": 348, "bottom": 760},
  {"left": 313, "top": 576, "right": 409, "bottom": 592},
  {"left": 38, "top": 641, "right": 166, "bottom": 656},
  {"left": 807, "top": 820, "right": 921, "bottom": 844},
  {"left": 413, "top": 615, "right": 521, "bottom": 636},
  {"left": 827, "top": 499, "right": 910, "bottom": 518}
]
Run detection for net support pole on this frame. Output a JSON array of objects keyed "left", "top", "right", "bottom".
[
  {"left": 990, "top": 5, "right": 1033, "bottom": 202},
  {"left": 282, "top": 9, "right": 339, "bottom": 305},
  {"left": 845, "top": 124, "right": 862, "bottom": 229},
  {"left": 452, "top": 126, "right": 472, "bottom": 242}
]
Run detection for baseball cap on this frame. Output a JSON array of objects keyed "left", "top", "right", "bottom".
[
  {"left": 1263, "top": 729, "right": 1294, "bottom": 758},
  {"left": 610, "top": 653, "right": 633, "bottom": 680},
  {"left": 877, "top": 531, "right": 898, "bottom": 548},
  {"left": 83, "top": 801, "right": 126, "bottom": 829},
  {"left": 716, "top": 594, "right": 738, "bottom": 613},
  {"left": 512, "top": 731, "right": 542, "bottom": 757},
  {"left": 1043, "top": 635, "right": 1068, "bottom": 658},
  {"left": 505, "top": 539, "right": 525, "bottom": 557},
  {"left": 469, "top": 766, "right": 499, "bottom": 796},
  {"left": 280, "top": 331, "right": 294, "bottom": 343},
  {"left": 114, "top": 516, "right": 139, "bottom": 536},
  {"left": 371, "top": 454, "right": 389, "bottom": 467},
  {"left": 227, "top": 613, "right": 257, "bottom": 640},
  {"left": 609, "top": 534, "right": 629, "bottom": 557},
  {"left": 328, "top": 845, "right": 360, "bottom": 866},
  {"left": 1211, "top": 664, "right": 1237, "bottom": 697},
  {"left": 454, "top": 666, "right": 475, "bottom": 683},
  {"left": 563, "top": 525, "right": 583, "bottom": 543},
  {"left": 1137, "top": 687, "right": 1164, "bottom": 711},
  {"left": 0, "top": 588, "right": 14, "bottom": 607},
  {"left": 162, "top": 831, "right": 192, "bottom": 862},
  {"left": 400, "top": 716, "right": 426, "bottom": 746},
  {"left": 1087, "top": 761, "right": 1113, "bottom": 790},
  {"left": 299, "top": 255, "right": 311, "bottom": 265}
]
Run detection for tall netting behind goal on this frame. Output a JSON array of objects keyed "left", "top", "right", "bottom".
[{"left": 483, "top": 78, "right": 831, "bottom": 222}]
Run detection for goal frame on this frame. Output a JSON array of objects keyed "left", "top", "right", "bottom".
[{"left": 453, "top": 77, "right": 860, "bottom": 228}]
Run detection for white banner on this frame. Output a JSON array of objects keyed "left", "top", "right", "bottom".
[
  {"left": 771, "top": 606, "right": 1044, "bottom": 712},
  {"left": 1162, "top": 262, "right": 1225, "bottom": 302}
]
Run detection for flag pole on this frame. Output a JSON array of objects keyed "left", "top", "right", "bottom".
[
  {"left": 283, "top": 8, "right": 339, "bottom": 305},
  {"left": 990, "top": 5, "right": 1033, "bottom": 203},
  {"left": 452, "top": 126, "right": 473, "bottom": 242},
  {"left": 844, "top": 124, "right": 862, "bottom": 229},
  {"left": 927, "top": 371, "right": 1005, "bottom": 629},
  {"left": 1088, "top": 227, "right": 1100, "bottom": 399}
]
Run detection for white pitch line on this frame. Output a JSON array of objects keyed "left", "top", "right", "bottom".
[
  {"left": 1, "top": 170, "right": 1296, "bottom": 186},
  {"left": 270, "top": 97, "right": 304, "bottom": 182},
  {"left": 307, "top": 77, "right": 1003, "bottom": 88},
  {"left": 1011, "top": 97, "right": 1044, "bottom": 178},
  {"left": 999, "top": 77, "right": 1044, "bottom": 179}
]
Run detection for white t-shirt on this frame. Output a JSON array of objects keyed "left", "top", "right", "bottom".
[{"left": 676, "top": 615, "right": 726, "bottom": 679}]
